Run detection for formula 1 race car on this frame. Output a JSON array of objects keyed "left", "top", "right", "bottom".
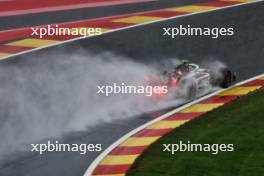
[{"left": 158, "top": 60, "right": 236, "bottom": 99}]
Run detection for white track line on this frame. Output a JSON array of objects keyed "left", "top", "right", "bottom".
[
  {"left": 83, "top": 74, "right": 264, "bottom": 176},
  {"left": 0, "top": 0, "right": 263, "bottom": 61}
]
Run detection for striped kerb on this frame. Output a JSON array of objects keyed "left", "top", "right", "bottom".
[
  {"left": 0, "top": 52, "right": 10, "bottom": 58},
  {"left": 91, "top": 76, "right": 264, "bottom": 176},
  {"left": 6, "top": 38, "right": 59, "bottom": 48},
  {"left": 166, "top": 5, "right": 217, "bottom": 13},
  {"left": 112, "top": 16, "right": 163, "bottom": 24},
  {"left": 218, "top": 86, "right": 261, "bottom": 96}
]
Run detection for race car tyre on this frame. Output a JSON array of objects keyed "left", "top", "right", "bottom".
[{"left": 210, "top": 68, "right": 236, "bottom": 88}]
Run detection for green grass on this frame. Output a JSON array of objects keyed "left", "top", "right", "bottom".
[{"left": 128, "top": 89, "right": 264, "bottom": 176}]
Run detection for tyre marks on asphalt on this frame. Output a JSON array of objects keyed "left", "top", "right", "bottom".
[
  {"left": 90, "top": 76, "right": 264, "bottom": 176},
  {"left": 0, "top": 0, "right": 256, "bottom": 60}
]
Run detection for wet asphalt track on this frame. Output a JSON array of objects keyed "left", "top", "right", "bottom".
[{"left": 0, "top": 1, "right": 264, "bottom": 176}]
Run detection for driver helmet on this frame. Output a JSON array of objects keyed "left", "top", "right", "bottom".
[{"left": 181, "top": 59, "right": 189, "bottom": 65}]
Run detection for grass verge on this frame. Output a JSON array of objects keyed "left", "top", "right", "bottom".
[{"left": 128, "top": 89, "right": 264, "bottom": 176}]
